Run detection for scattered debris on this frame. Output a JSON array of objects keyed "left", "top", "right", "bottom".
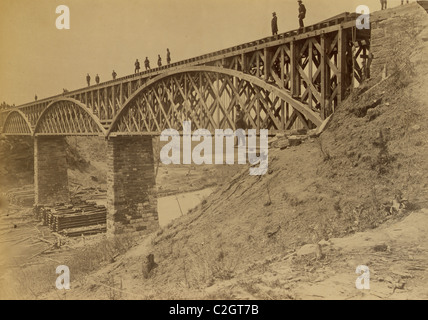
[
  {"left": 372, "top": 243, "right": 389, "bottom": 252},
  {"left": 267, "top": 226, "right": 281, "bottom": 238},
  {"left": 315, "top": 243, "right": 324, "bottom": 260}
]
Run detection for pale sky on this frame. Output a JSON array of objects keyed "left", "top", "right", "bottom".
[{"left": 0, "top": 0, "right": 408, "bottom": 105}]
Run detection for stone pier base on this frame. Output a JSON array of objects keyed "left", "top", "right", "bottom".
[
  {"left": 106, "top": 136, "right": 159, "bottom": 235},
  {"left": 34, "top": 136, "right": 69, "bottom": 205}
]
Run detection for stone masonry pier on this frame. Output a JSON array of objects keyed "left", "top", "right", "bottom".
[{"left": 106, "top": 136, "right": 159, "bottom": 235}]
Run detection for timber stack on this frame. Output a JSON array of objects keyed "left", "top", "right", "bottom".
[{"left": 34, "top": 201, "right": 107, "bottom": 237}]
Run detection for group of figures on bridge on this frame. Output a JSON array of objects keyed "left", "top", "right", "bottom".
[
  {"left": 271, "top": 0, "right": 306, "bottom": 36},
  {"left": 0, "top": 102, "right": 14, "bottom": 111},
  {"left": 135, "top": 49, "right": 172, "bottom": 74},
  {"left": 82, "top": 49, "right": 173, "bottom": 88},
  {"left": 380, "top": 0, "right": 410, "bottom": 10}
]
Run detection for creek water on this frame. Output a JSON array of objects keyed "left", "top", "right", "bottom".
[{"left": 157, "top": 188, "right": 213, "bottom": 227}]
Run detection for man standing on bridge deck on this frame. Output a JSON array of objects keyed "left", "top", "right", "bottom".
[
  {"left": 86, "top": 73, "right": 91, "bottom": 86},
  {"left": 271, "top": 12, "right": 278, "bottom": 36},
  {"left": 167, "top": 48, "right": 171, "bottom": 65},
  {"left": 95, "top": 74, "right": 100, "bottom": 84},
  {"left": 135, "top": 59, "right": 140, "bottom": 73},
  {"left": 145, "top": 57, "right": 151, "bottom": 70},
  {"left": 112, "top": 70, "right": 117, "bottom": 80},
  {"left": 298, "top": 0, "right": 306, "bottom": 29},
  {"left": 380, "top": 0, "right": 387, "bottom": 10},
  {"left": 158, "top": 55, "right": 162, "bottom": 67},
  {"left": 34, "top": 94, "right": 37, "bottom": 101}
]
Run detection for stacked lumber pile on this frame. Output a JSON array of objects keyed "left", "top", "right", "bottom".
[
  {"left": 34, "top": 201, "right": 107, "bottom": 237},
  {"left": 4, "top": 185, "right": 34, "bottom": 207}
]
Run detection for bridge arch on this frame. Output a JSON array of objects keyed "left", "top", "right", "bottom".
[
  {"left": 34, "top": 98, "right": 106, "bottom": 136},
  {"left": 2, "top": 109, "right": 33, "bottom": 135},
  {"left": 107, "top": 66, "right": 323, "bottom": 136}
]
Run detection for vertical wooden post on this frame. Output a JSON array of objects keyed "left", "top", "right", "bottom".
[
  {"left": 291, "top": 41, "right": 296, "bottom": 96},
  {"left": 264, "top": 48, "right": 272, "bottom": 81},
  {"left": 91, "top": 90, "right": 95, "bottom": 114},
  {"left": 291, "top": 41, "right": 301, "bottom": 98},
  {"left": 280, "top": 48, "right": 285, "bottom": 88},
  {"left": 112, "top": 85, "right": 116, "bottom": 118},
  {"left": 325, "top": 36, "right": 332, "bottom": 118},
  {"left": 184, "top": 74, "right": 188, "bottom": 99},
  {"left": 216, "top": 72, "right": 220, "bottom": 126},
  {"left": 119, "top": 82, "right": 123, "bottom": 106},
  {"left": 105, "top": 87, "right": 108, "bottom": 119},
  {"left": 281, "top": 101, "right": 285, "bottom": 130},
  {"left": 241, "top": 53, "right": 247, "bottom": 73},
  {"left": 256, "top": 52, "right": 260, "bottom": 78},
  {"left": 286, "top": 102, "right": 289, "bottom": 123},
  {"left": 320, "top": 34, "right": 326, "bottom": 119},
  {"left": 308, "top": 40, "right": 313, "bottom": 109},
  {"left": 256, "top": 92, "right": 260, "bottom": 131},
  {"left": 337, "top": 27, "right": 347, "bottom": 105},
  {"left": 351, "top": 27, "right": 356, "bottom": 90}
]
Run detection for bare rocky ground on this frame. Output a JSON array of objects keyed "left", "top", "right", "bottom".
[{"left": 1, "top": 5, "right": 428, "bottom": 301}]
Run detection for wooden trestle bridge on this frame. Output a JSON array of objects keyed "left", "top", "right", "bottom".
[
  {"left": 0, "top": 11, "right": 376, "bottom": 234},
  {"left": 1, "top": 12, "right": 371, "bottom": 137}
]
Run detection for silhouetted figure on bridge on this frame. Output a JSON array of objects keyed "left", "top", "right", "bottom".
[
  {"left": 298, "top": 0, "right": 306, "bottom": 29},
  {"left": 86, "top": 74, "right": 91, "bottom": 86},
  {"left": 167, "top": 49, "right": 171, "bottom": 65},
  {"left": 145, "top": 57, "right": 151, "bottom": 70},
  {"left": 95, "top": 74, "right": 100, "bottom": 84},
  {"left": 112, "top": 70, "right": 117, "bottom": 80},
  {"left": 135, "top": 59, "right": 141, "bottom": 73},
  {"left": 158, "top": 55, "right": 162, "bottom": 67},
  {"left": 35, "top": 94, "right": 37, "bottom": 101},
  {"left": 271, "top": 12, "right": 278, "bottom": 36},
  {"left": 380, "top": 0, "right": 387, "bottom": 10}
]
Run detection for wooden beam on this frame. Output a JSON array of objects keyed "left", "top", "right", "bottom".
[
  {"left": 112, "top": 85, "right": 116, "bottom": 117},
  {"left": 308, "top": 40, "right": 313, "bottom": 109},
  {"left": 320, "top": 34, "right": 326, "bottom": 119},
  {"left": 285, "top": 110, "right": 298, "bottom": 129},
  {"left": 264, "top": 48, "right": 272, "bottom": 81},
  {"left": 337, "top": 27, "right": 347, "bottom": 104},
  {"left": 290, "top": 41, "right": 298, "bottom": 97}
]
